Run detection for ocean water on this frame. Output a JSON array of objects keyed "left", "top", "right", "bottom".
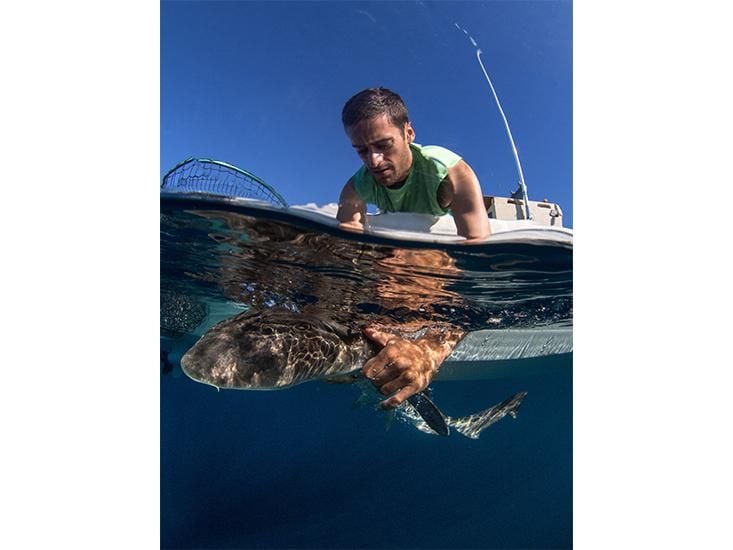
[{"left": 160, "top": 197, "right": 572, "bottom": 549}]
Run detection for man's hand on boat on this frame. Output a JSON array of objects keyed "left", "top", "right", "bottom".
[
  {"left": 361, "top": 324, "right": 465, "bottom": 408},
  {"left": 337, "top": 211, "right": 366, "bottom": 234}
]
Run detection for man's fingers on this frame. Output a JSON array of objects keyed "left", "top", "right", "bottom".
[
  {"left": 337, "top": 213, "right": 365, "bottom": 232},
  {"left": 362, "top": 356, "right": 390, "bottom": 380},
  {"left": 378, "top": 378, "right": 405, "bottom": 396},
  {"left": 362, "top": 356, "right": 378, "bottom": 379},
  {"left": 363, "top": 327, "right": 393, "bottom": 347},
  {"left": 380, "top": 385, "right": 418, "bottom": 409},
  {"left": 338, "top": 221, "right": 364, "bottom": 233},
  {"left": 361, "top": 335, "right": 436, "bottom": 407},
  {"left": 362, "top": 356, "right": 399, "bottom": 384}
]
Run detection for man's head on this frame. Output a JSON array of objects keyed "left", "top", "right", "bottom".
[
  {"left": 342, "top": 87, "right": 410, "bottom": 129},
  {"left": 342, "top": 87, "right": 415, "bottom": 187}
]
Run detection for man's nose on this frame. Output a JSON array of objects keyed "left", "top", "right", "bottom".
[{"left": 365, "top": 151, "right": 383, "bottom": 168}]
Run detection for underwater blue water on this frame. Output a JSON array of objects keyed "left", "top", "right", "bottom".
[
  {"left": 160, "top": 197, "right": 572, "bottom": 548},
  {"left": 161, "top": 352, "right": 572, "bottom": 549}
]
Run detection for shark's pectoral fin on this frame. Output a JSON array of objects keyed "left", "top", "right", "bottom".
[
  {"left": 406, "top": 391, "right": 449, "bottom": 436},
  {"left": 447, "top": 391, "right": 528, "bottom": 439}
]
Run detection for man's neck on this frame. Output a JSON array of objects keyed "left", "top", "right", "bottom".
[{"left": 387, "top": 175, "right": 409, "bottom": 190}]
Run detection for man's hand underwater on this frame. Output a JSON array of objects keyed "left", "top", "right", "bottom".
[{"left": 361, "top": 325, "right": 465, "bottom": 409}]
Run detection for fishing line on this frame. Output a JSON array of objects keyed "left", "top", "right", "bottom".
[{"left": 455, "top": 23, "right": 532, "bottom": 219}]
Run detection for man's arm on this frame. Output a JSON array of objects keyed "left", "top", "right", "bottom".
[
  {"left": 445, "top": 160, "right": 491, "bottom": 242},
  {"left": 337, "top": 179, "right": 367, "bottom": 233},
  {"left": 361, "top": 325, "right": 466, "bottom": 409}
]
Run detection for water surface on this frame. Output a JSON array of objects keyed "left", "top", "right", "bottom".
[{"left": 160, "top": 197, "right": 572, "bottom": 549}]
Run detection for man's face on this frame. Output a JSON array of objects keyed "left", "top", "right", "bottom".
[{"left": 346, "top": 114, "right": 415, "bottom": 187}]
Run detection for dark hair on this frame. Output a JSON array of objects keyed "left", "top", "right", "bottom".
[{"left": 341, "top": 87, "right": 409, "bottom": 129}]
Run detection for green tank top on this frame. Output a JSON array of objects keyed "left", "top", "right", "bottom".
[{"left": 351, "top": 143, "right": 462, "bottom": 216}]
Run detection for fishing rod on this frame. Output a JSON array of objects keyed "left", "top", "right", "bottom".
[{"left": 455, "top": 23, "right": 533, "bottom": 220}]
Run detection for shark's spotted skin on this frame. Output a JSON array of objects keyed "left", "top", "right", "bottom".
[
  {"left": 181, "top": 309, "right": 527, "bottom": 438},
  {"left": 181, "top": 310, "right": 377, "bottom": 389}
]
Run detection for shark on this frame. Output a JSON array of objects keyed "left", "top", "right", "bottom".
[{"left": 180, "top": 309, "right": 527, "bottom": 438}]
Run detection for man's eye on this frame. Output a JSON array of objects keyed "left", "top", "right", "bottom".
[{"left": 356, "top": 149, "right": 368, "bottom": 156}]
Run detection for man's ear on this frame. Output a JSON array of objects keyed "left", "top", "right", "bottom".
[{"left": 404, "top": 122, "right": 415, "bottom": 143}]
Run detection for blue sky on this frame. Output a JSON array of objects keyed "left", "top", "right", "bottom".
[{"left": 162, "top": 0, "right": 572, "bottom": 226}]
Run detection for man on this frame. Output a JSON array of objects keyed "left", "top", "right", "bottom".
[
  {"left": 337, "top": 87, "right": 490, "bottom": 241},
  {"left": 336, "top": 87, "right": 490, "bottom": 409}
]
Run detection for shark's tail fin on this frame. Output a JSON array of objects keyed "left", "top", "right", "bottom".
[{"left": 447, "top": 391, "right": 528, "bottom": 439}]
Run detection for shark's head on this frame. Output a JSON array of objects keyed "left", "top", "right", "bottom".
[{"left": 180, "top": 321, "right": 287, "bottom": 389}]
